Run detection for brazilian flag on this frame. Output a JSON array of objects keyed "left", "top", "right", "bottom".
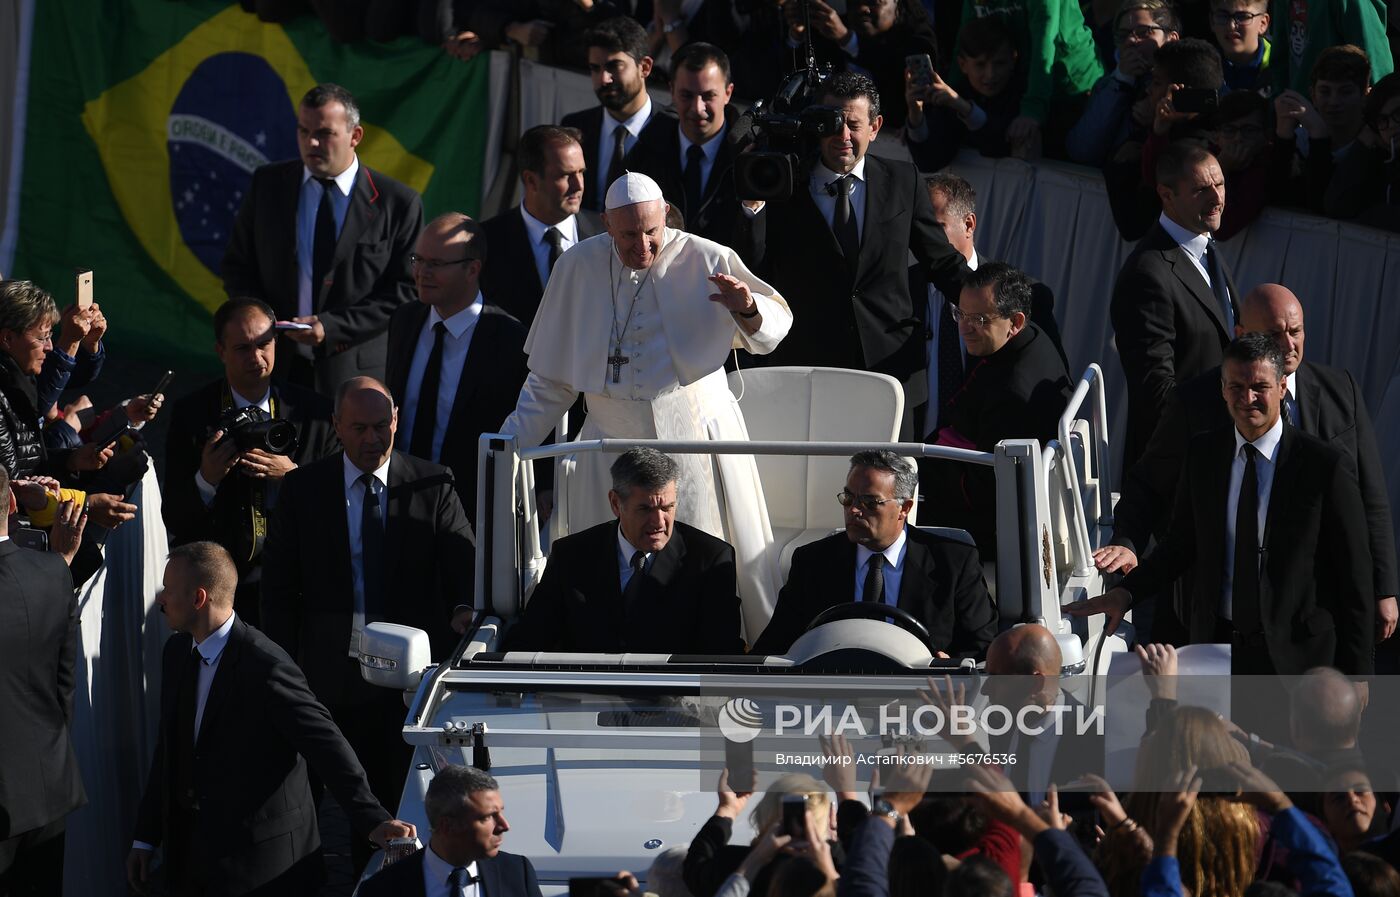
[{"left": 8, "top": 0, "right": 489, "bottom": 371}]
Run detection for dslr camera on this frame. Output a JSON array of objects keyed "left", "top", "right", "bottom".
[{"left": 208, "top": 406, "right": 297, "bottom": 456}]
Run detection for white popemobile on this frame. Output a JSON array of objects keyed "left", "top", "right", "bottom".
[{"left": 354, "top": 365, "right": 1135, "bottom": 893}]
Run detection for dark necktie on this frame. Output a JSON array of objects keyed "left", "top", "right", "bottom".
[
  {"left": 1283, "top": 388, "right": 1298, "bottom": 428},
  {"left": 863, "top": 553, "right": 887, "bottom": 605},
  {"left": 829, "top": 175, "right": 860, "bottom": 262},
  {"left": 360, "top": 473, "right": 385, "bottom": 619},
  {"left": 410, "top": 322, "right": 447, "bottom": 460},
  {"left": 1232, "top": 444, "right": 1261, "bottom": 633},
  {"left": 448, "top": 865, "right": 471, "bottom": 892},
  {"left": 172, "top": 646, "right": 202, "bottom": 809},
  {"left": 684, "top": 144, "right": 706, "bottom": 222},
  {"left": 622, "top": 549, "right": 648, "bottom": 605},
  {"left": 544, "top": 226, "right": 564, "bottom": 275},
  {"left": 936, "top": 298, "right": 965, "bottom": 432},
  {"left": 606, "top": 124, "right": 628, "bottom": 197},
  {"left": 312, "top": 177, "right": 338, "bottom": 305},
  {"left": 1203, "top": 239, "right": 1236, "bottom": 331}
]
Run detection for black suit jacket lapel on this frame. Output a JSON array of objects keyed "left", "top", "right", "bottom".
[
  {"left": 478, "top": 855, "right": 502, "bottom": 897},
  {"left": 510, "top": 207, "right": 545, "bottom": 298},
  {"left": 194, "top": 619, "right": 243, "bottom": 750},
  {"left": 321, "top": 167, "right": 379, "bottom": 309},
  {"left": 855, "top": 159, "right": 895, "bottom": 280},
  {"left": 895, "top": 531, "right": 931, "bottom": 611},
  {"left": 1297, "top": 364, "right": 1321, "bottom": 434},
  {"left": 387, "top": 303, "right": 430, "bottom": 403},
  {"left": 382, "top": 452, "right": 411, "bottom": 579},
  {"left": 1199, "top": 429, "right": 1235, "bottom": 612},
  {"left": 273, "top": 163, "right": 303, "bottom": 306},
  {"left": 443, "top": 313, "right": 491, "bottom": 454},
  {"left": 327, "top": 454, "right": 354, "bottom": 587},
  {"left": 1166, "top": 243, "right": 1228, "bottom": 337},
  {"left": 1262, "top": 423, "right": 1299, "bottom": 551},
  {"left": 795, "top": 179, "right": 847, "bottom": 270}
]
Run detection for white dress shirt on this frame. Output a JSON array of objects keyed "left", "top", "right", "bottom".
[
  {"left": 194, "top": 385, "right": 273, "bottom": 504},
  {"left": 1222, "top": 415, "right": 1283, "bottom": 621},
  {"left": 398, "top": 295, "right": 485, "bottom": 462},
  {"left": 925, "top": 249, "right": 977, "bottom": 425},
  {"left": 1283, "top": 369, "right": 1299, "bottom": 427},
  {"left": 617, "top": 526, "right": 653, "bottom": 591},
  {"left": 596, "top": 96, "right": 653, "bottom": 201},
  {"left": 519, "top": 205, "right": 580, "bottom": 291},
  {"left": 810, "top": 157, "right": 869, "bottom": 241},
  {"left": 296, "top": 157, "right": 359, "bottom": 317},
  {"left": 1157, "top": 211, "right": 1234, "bottom": 330},
  {"left": 344, "top": 453, "right": 391, "bottom": 655},
  {"left": 678, "top": 123, "right": 727, "bottom": 200},
  {"left": 854, "top": 527, "right": 908, "bottom": 604},
  {"left": 421, "top": 844, "right": 479, "bottom": 897}
]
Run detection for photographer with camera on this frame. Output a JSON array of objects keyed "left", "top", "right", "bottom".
[
  {"left": 163, "top": 297, "right": 335, "bottom": 628},
  {"left": 735, "top": 70, "right": 970, "bottom": 440}
]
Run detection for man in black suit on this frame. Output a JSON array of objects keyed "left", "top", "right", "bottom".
[
  {"left": 562, "top": 17, "right": 656, "bottom": 214},
  {"left": 0, "top": 466, "right": 84, "bottom": 896},
  {"left": 753, "top": 450, "right": 997, "bottom": 658},
  {"left": 386, "top": 214, "right": 528, "bottom": 527},
  {"left": 1097, "top": 284, "right": 1398, "bottom": 644},
  {"left": 479, "top": 126, "right": 603, "bottom": 328},
  {"left": 222, "top": 83, "right": 423, "bottom": 395},
  {"left": 260, "top": 377, "right": 474, "bottom": 826},
  {"left": 915, "top": 172, "right": 1067, "bottom": 438},
  {"left": 624, "top": 42, "right": 741, "bottom": 246},
  {"left": 357, "top": 765, "right": 542, "bottom": 897},
  {"left": 128, "top": 542, "right": 413, "bottom": 897},
  {"left": 1068, "top": 334, "right": 1375, "bottom": 676},
  {"left": 503, "top": 447, "right": 742, "bottom": 654},
  {"left": 921, "top": 263, "right": 1072, "bottom": 559},
  {"left": 735, "top": 71, "right": 970, "bottom": 439},
  {"left": 163, "top": 297, "right": 336, "bottom": 628},
  {"left": 1110, "top": 141, "right": 1239, "bottom": 470}
]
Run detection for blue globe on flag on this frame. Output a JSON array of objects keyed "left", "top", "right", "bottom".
[{"left": 167, "top": 52, "right": 297, "bottom": 276}]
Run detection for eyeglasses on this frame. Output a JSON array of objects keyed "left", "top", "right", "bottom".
[
  {"left": 1211, "top": 10, "right": 1265, "bottom": 27},
  {"left": 409, "top": 253, "right": 478, "bottom": 271},
  {"left": 837, "top": 490, "right": 903, "bottom": 512},
  {"left": 1115, "top": 24, "right": 1165, "bottom": 42},
  {"left": 949, "top": 306, "right": 1004, "bottom": 329}
]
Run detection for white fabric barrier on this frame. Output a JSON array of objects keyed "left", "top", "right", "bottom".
[
  {"left": 63, "top": 465, "right": 168, "bottom": 897},
  {"left": 483, "top": 54, "right": 1400, "bottom": 570}
]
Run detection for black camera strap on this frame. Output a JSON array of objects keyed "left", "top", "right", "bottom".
[{"left": 219, "top": 383, "right": 280, "bottom": 563}]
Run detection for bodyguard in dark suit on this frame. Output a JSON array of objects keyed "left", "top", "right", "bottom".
[
  {"left": 357, "top": 765, "right": 540, "bottom": 897},
  {"left": 128, "top": 542, "right": 413, "bottom": 897},
  {"left": 222, "top": 83, "right": 423, "bottom": 395},
  {"left": 915, "top": 173, "right": 1067, "bottom": 438},
  {"left": 163, "top": 298, "right": 336, "bottom": 628},
  {"left": 1069, "top": 335, "right": 1375, "bottom": 676},
  {"left": 503, "top": 448, "right": 743, "bottom": 654},
  {"left": 0, "top": 468, "right": 83, "bottom": 896},
  {"left": 735, "top": 72, "right": 970, "bottom": 439},
  {"left": 624, "top": 43, "right": 741, "bottom": 246},
  {"left": 922, "top": 264, "right": 1072, "bottom": 559},
  {"left": 479, "top": 126, "right": 603, "bottom": 328},
  {"left": 562, "top": 17, "right": 656, "bottom": 214},
  {"left": 754, "top": 451, "right": 997, "bottom": 658},
  {"left": 1098, "top": 285, "right": 1398, "bottom": 642},
  {"left": 261, "top": 378, "right": 474, "bottom": 824},
  {"left": 387, "top": 214, "right": 528, "bottom": 527},
  {"left": 1110, "top": 143, "right": 1239, "bottom": 470}
]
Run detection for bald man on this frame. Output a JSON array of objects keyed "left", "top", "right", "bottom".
[
  {"left": 130, "top": 542, "right": 414, "bottom": 896},
  {"left": 937, "top": 625, "right": 1102, "bottom": 803},
  {"left": 1097, "top": 284, "right": 1397, "bottom": 643},
  {"left": 385, "top": 213, "right": 528, "bottom": 526},
  {"left": 260, "top": 377, "right": 474, "bottom": 860}
]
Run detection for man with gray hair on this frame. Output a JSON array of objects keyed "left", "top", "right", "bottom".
[
  {"left": 753, "top": 451, "right": 996, "bottom": 658},
  {"left": 503, "top": 447, "right": 742, "bottom": 654},
  {"left": 357, "top": 765, "right": 541, "bottom": 897}
]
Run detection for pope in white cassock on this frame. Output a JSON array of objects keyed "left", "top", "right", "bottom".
[{"left": 500, "top": 172, "right": 793, "bottom": 639}]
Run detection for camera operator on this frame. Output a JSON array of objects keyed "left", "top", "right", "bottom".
[
  {"left": 163, "top": 297, "right": 335, "bottom": 627},
  {"left": 735, "top": 71, "right": 970, "bottom": 440}
]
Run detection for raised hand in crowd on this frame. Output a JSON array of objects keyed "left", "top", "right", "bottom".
[
  {"left": 784, "top": 0, "right": 848, "bottom": 43},
  {"left": 1274, "top": 89, "right": 1330, "bottom": 139},
  {"left": 919, "top": 673, "right": 978, "bottom": 751},
  {"left": 66, "top": 441, "right": 113, "bottom": 473},
  {"left": 818, "top": 733, "right": 859, "bottom": 802},
  {"left": 124, "top": 392, "right": 164, "bottom": 425},
  {"left": 715, "top": 767, "right": 757, "bottom": 818},
  {"left": 10, "top": 475, "right": 60, "bottom": 512},
  {"left": 48, "top": 498, "right": 87, "bottom": 566},
  {"left": 86, "top": 492, "right": 137, "bottom": 529},
  {"left": 59, "top": 394, "right": 92, "bottom": 434},
  {"left": 505, "top": 19, "right": 553, "bottom": 48},
  {"left": 1150, "top": 765, "right": 1200, "bottom": 858},
  {"left": 1136, "top": 643, "right": 1178, "bottom": 701},
  {"left": 1152, "top": 83, "right": 1199, "bottom": 137},
  {"left": 444, "top": 30, "right": 483, "bottom": 62},
  {"left": 199, "top": 429, "right": 241, "bottom": 488},
  {"left": 82, "top": 305, "right": 107, "bottom": 354},
  {"left": 56, "top": 302, "right": 97, "bottom": 357}
]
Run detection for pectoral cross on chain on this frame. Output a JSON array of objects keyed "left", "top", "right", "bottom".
[{"left": 608, "top": 353, "right": 630, "bottom": 384}]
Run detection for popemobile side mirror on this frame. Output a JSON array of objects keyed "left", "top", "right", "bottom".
[{"left": 360, "top": 622, "right": 433, "bottom": 692}]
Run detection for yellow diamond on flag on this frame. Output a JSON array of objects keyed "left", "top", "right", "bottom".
[{"left": 81, "top": 6, "right": 433, "bottom": 312}]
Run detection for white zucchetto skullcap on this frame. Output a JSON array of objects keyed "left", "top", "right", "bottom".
[{"left": 604, "top": 172, "right": 664, "bottom": 211}]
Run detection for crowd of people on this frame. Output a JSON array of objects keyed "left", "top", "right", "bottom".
[{"left": 2, "top": 0, "right": 1400, "bottom": 893}]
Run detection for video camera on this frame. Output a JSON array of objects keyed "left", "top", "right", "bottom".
[
  {"left": 731, "top": 0, "right": 845, "bottom": 202},
  {"left": 208, "top": 406, "right": 297, "bottom": 456}
]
